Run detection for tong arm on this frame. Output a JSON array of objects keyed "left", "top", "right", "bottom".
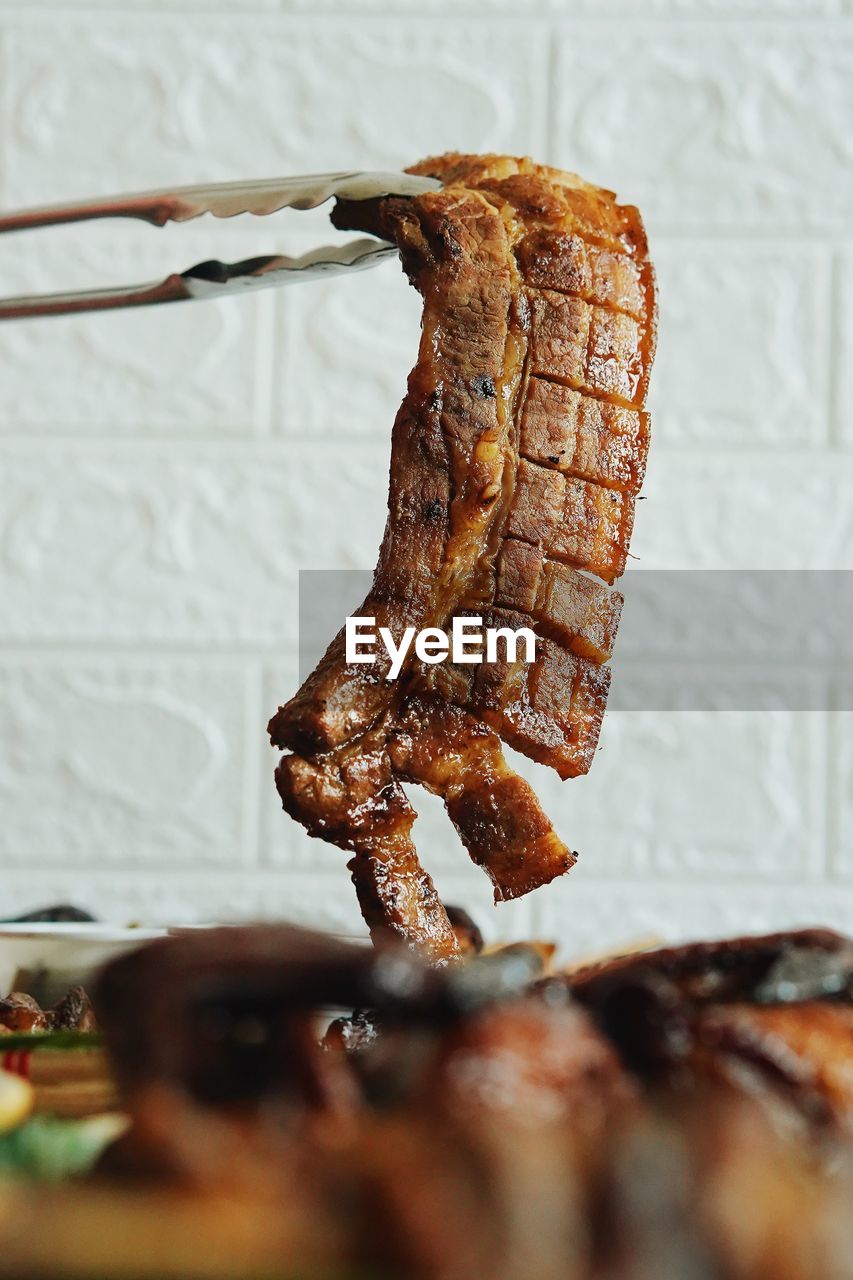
[
  {"left": 0, "top": 169, "right": 438, "bottom": 320},
  {"left": 0, "top": 171, "right": 439, "bottom": 235}
]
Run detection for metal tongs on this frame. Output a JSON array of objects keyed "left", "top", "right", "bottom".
[{"left": 0, "top": 170, "right": 440, "bottom": 321}]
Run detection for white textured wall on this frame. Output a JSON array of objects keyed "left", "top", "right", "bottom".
[{"left": 1, "top": 0, "right": 852, "bottom": 956}]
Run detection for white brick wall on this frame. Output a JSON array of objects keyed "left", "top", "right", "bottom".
[{"left": 1, "top": 0, "right": 851, "bottom": 955}]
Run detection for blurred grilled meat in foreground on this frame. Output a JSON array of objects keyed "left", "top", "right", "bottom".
[
  {"left": 268, "top": 153, "right": 657, "bottom": 958},
  {"left": 0, "top": 922, "right": 825, "bottom": 1280}
]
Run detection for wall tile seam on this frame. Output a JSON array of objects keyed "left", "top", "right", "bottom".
[
  {"left": 3, "top": 11, "right": 853, "bottom": 29},
  {"left": 1, "top": 869, "right": 850, "bottom": 892},
  {"left": 0, "top": 428, "right": 270, "bottom": 439},
  {"left": 827, "top": 686, "right": 849, "bottom": 879},
  {"left": 0, "top": 4, "right": 849, "bottom": 18},
  {"left": 812, "top": 247, "right": 834, "bottom": 452},
  {"left": 240, "top": 659, "right": 267, "bottom": 867},
  {"left": 0, "top": 438, "right": 849, "bottom": 459},
  {"left": 0, "top": 23, "right": 9, "bottom": 209},
  {"left": 0, "top": 437, "right": 385, "bottom": 456},
  {"left": 0, "top": 10, "right": 554, "bottom": 30},
  {"left": 252, "top": 292, "right": 276, "bottom": 436},
  {"left": 254, "top": 865, "right": 848, "bottom": 887},
  {"left": 0, "top": 645, "right": 300, "bottom": 664},
  {"left": 828, "top": 246, "right": 845, "bottom": 450},
  {"left": 2, "top": 863, "right": 846, "bottom": 884}
]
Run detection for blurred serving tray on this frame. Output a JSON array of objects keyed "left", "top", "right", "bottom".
[{"left": 0, "top": 924, "right": 166, "bottom": 1007}]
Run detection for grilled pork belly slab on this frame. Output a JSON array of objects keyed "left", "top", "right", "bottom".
[{"left": 269, "top": 154, "right": 656, "bottom": 955}]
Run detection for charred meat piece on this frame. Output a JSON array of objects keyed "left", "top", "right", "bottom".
[
  {"left": 693, "top": 1001, "right": 853, "bottom": 1133},
  {"left": 268, "top": 154, "right": 656, "bottom": 955},
  {"left": 0, "top": 992, "right": 48, "bottom": 1033},
  {"left": 359, "top": 997, "right": 637, "bottom": 1280},
  {"left": 83, "top": 925, "right": 853, "bottom": 1280},
  {"left": 47, "top": 985, "right": 98, "bottom": 1032},
  {"left": 323, "top": 1008, "right": 382, "bottom": 1056},
  {"left": 569, "top": 927, "right": 853, "bottom": 1005},
  {"left": 3, "top": 904, "right": 96, "bottom": 924},
  {"left": 92, "top": 926, "right": 389, "bottom": 1117},
  {"left": 444, "top": 905, "right": 484, "bottom": 957},
  {"left": 568, "top": 928, "right": 853, "bottom": 1133},
  {"left": 0, "top": 986, "right": 98, "bottom": 1034},
  {"left": 92, "top": 925, "right": 544, "bottom": 1118}
]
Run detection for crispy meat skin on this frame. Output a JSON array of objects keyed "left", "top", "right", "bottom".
[
  {"left": 568, "top": 928, "right": 853, "bottom": 1132},
  {"left": 268, "top": 154, "right": 656, "bottom": 956}
]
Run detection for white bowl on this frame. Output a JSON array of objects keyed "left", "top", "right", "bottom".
[{"left": 0, "top": 924, "right": 166, "bottom": 1007}]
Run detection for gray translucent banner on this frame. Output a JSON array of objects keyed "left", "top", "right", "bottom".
[{"left": 298, "top": 570, "right": 853, "bottom": 711}]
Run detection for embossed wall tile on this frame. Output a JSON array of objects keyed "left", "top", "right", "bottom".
[
  {"left": 531, "top": 882, "right": 853, "bottom": 961},
  {"left": 279, "top": 0, "right": 844, "bottom": 11},
  {"left": 830, "top": 689, "right": 853, "bottom": 881},
  {"left": 0, "top": 443, "right": 388, "bottom": 642},
  {"left": 5, "top": 17, "right": 546, "bottom": 205},
  {"left": 0, "top": 1, "right": 843, "bottom": 9},
  {"left": 1, "top": 869, "right": 849, "bottom": 957},
  {"left": 501, "top": 691, "right": 825, "bottom": 881},
  {"left": 0, "top": 661, "right": 253, "bottom": 869},
  {"left": 554, "top": 23, "right": 853, "bottom": 231},
  {"left": 0, "top": 26, "right": 9, "bottom": 208},
  {"left": 837, "top": 251, "right": 853, "bottom": 447},
  {"left": 0, "top": 1, "right": 279, "bottom": 7},
  {"left": 0, "top": 871, "right": 364, "bottom": 933},
  {"left": 0, "top": 4, "right": 848, "bottom": 934},
  {"left": 581, "top": 0, "right": 844, "bottom": 9},
  {"left": 652, "top": 242, "right": 830, "bottom": 446},
  {"left": 277, "top": 252, "right": 423, "bottom": 436},
  {"left": 0, "top": 227, "right": 277, "bottom": 435},
  {"left": 0, "top": 866, "right": 538, "bottom": 946},
  {"left": 631, "top": 455, "right": 853, "bottom": 570}
]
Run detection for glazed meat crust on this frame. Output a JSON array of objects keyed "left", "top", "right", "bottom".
[
  {"left": 268, "top": 154, "right": 656, "bottom": 957},
  {"left": 567, "top": 928, "right": 853, "bottom": 1133}
]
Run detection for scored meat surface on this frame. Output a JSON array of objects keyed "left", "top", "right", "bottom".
[{"left": 268, "top": 154, "right": 657, "bottom": 958}]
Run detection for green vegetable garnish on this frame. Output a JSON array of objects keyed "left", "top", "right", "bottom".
[
  {"left": 0, "top": 1030, "right": 102, "bottom": 1052},
  {"left": 0, "top": 1114, "right": 125, "bottom": 1181}
]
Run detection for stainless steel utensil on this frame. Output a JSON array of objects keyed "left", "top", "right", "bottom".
[{"left": 0, "top": 170, "right": 440, "bottom": 321}]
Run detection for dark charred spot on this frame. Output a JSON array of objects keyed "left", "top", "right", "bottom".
[
  {"left": 547, "top": 455, "right": 560, "bottom": 465},
  {"left": 471, "top": 375, "right": 496, "bottom": 400},
  {"left": 424, "top": 499, "right": 444, "bottom": 521},
  {"left": 434, "top": 220, "right": 463, "bottom": 260}
]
